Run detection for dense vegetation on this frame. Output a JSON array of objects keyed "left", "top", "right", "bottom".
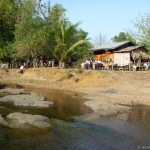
[
  {"left": 0, "top": 0, "right": 149, "bottom": 68},
  {"left": 0, "top": 0, "right": 92, "bottom": 68}
]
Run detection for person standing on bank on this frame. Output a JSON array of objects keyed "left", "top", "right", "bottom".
[{"left": 19, "top": 65, "right": 24, "bottom": 74}]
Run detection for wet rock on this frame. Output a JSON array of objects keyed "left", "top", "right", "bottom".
[
  {"left": 0, "top": 88, "right": 27, "bottom": 94},
  {"left": 14, "top": 98, "right": 53, "bottom": 107},
  {"left": 0, "top": 112, "right": 51, "bottom": 129},
  {"left": 84, "top": 100, "right": 131, "bottom": 117},
  {"left": 0, "top": 114, "right": 4, "bottom": 121},
  {"left": 0, "top": 95, "right": 15, "bottom": 102},
  {"left": 0, "top": 92, "right": 53, "bottom": 108}
]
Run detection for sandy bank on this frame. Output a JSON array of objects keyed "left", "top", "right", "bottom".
[{"left": 0, "top": 68, "right": 150, "bottom": 122}]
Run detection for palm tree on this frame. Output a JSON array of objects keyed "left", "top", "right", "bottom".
[{"left": 54, "top": 20, "right": 85, "bottom": 68}]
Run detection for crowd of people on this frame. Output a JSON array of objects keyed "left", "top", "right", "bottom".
[
  {"left": 18, "top": 57, "right": 150, "bottom": 74},
  {"left": 81, "top": 59, "right": 110, "bottom": 70},
  {"left": 80, "top": 59, "right": 150, "bottom": 71},
  {"left": 19, "top": 58, "right": 55, "bottom": 74}
]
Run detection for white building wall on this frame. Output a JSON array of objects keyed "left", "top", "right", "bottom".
[{"left": 114, "top": 53, "right": 130, "bottom": 66}]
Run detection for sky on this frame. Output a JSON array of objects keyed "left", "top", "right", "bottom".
[{"left": 42, "top": 0, "right": 150, "bottom": 43}]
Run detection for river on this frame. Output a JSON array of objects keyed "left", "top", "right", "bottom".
[{"left": 0, "top": 87, "right": 150, "bottom": 150}]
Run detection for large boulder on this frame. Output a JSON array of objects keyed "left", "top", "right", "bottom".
[
  {"left": 0, "top": 92, "right": 53, "bottom": 108},
  {"left": 0, "top": 112, "right": 51, "bottom": 129}
]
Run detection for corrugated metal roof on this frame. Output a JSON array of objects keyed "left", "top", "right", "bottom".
[
  {"left": 90, "top": 41, "right": 130, "bottom": 51},
  {"left": 115, "top": 46, "right": 141, "bottom": 53}
]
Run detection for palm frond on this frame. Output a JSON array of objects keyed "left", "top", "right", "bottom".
[
  {"left": 62, "top": 22, "right": 81, "bottom": 43},
  {"left": 67, "top": 40, "right": 85, "bottom": 52},
  {"left": 60, "top": 20, "right": 65, "bottom": 42}
]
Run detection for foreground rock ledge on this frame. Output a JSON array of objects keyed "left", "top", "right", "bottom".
[
  {"left": 0, "top": 88, "right": 53, "bottom": 108},
  {"left": 0, "top": 112, "right": 51, "bottom": 129}
]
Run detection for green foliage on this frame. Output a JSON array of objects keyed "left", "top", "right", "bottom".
[
  {"left": 111, "top": 31, "right": 137, "bottom": 45},
  {"left": 0, "top": 0, "right": 92, "bottom": 66},
  {"left": 125, "top": 32, "right": 137, "bottom": 44},
  {"left": 0, "top": 0, "right": 16, "bottom": 44},
  {"left": 0, "top": 0, "right": 17, "bottom": 62},
  {"left": 54, "top": 19, "right": 86, "bottom": 63},
  {"left": 14, "top": 1, "right": 49, "bottom": 59},
  {"left": 111, "top": 32, "right": 128, "bottom": 42},
  {"left": 133, "top": 15, "right": 150, "bottom": 53},
  {"left": 0, "top": 42, "right": 15, "bottom": 62}
]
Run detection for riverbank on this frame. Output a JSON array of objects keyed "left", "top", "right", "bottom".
[{"left": 0, "top": 68, "right": 150, "bottom": 122}]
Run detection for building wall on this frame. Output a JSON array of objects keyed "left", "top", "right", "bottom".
[
  {"left": 94, "top": 53, "right": 114, "bottom": 66},
  {"left": 114, "top": 53, "right": 130, "bottom": 66}
]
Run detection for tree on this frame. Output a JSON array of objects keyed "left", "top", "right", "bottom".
[
  {"left": 14, "top": 0, "right": 48, "bottom": 66},
  {"left": 125, "top": 31, "right": 137, "bottom": 44},
  {"left": 93, "top": 32, "right": 108, "bottom": 47},
  {"left": 0, "top": 0, "right": 17, "bottom": 64},
  {"left": 111, "top": 32, "right": 128, "bottom": 42},
  {"left": 133, "top": 14, "right": 150, "bottom": 53},
  {"left": 65, "top": 29, "right": 92, "bottom": 67},
  {"left": 54, "top": 20, "right": 85, "bottom": 68},
  {"left": 0, "top": 0, "right": 92, "bottom": 68},
  {"left": 112, "top": 31, "right": 137, "bottom": 45},
  {"left": 43, "top": 4, "right": 66, "bottom": 61}
]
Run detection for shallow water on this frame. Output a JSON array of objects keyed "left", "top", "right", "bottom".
[{"left": 0, "top": 88, "right": 150, "bottom": 150}]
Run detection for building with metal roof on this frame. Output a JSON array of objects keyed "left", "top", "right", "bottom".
[
  {"left": 90, "top": 41, "right": 134, "bottom": 51},
  {"left": 90, "top": 41, "right": 149, "bottom": 71}
]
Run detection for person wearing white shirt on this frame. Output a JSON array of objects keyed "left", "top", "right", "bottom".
[{"left": 19, "top": 65, "right": 24, "bottom": 74}]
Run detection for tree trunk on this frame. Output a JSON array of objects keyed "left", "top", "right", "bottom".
[
  {"left": 59, "top": 60, "right": 65, "bottom": 68},
  {"left": 33, "top": 58, "right": 37, "bottom": 68}
]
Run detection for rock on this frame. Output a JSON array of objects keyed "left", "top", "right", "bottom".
[
  {"left": 0, "top": 114, "right": 4, "bottom": 121},
  {"left": 0, "top": 88, "right": 27, "bottom": 94},
  {"left": 0, "top": 92, "right": 53, "bottom": 108},
  {"left": 68, "top": 71, "right": 77, "bottom": 78},
  {"left": 0, "top": 112, "right": 51, "bottom": 129},
  {"left": 84, "top": 100, "right": 131, "bottom": 117},
  {"left": 0, "top": 95, "right": 14, "bottom": 101},
  {"left": 14, "top": 99, "right": 53, "bottom": 107}
]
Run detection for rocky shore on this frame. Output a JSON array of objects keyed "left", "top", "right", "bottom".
[
  {"left": 0, "top": 68, "right": 150, "bottom": 123},
  {"left": 0, "top": 88, "right": 53, "bottom": 108},
  {"left": 0, "top": 88, "right": 53, "bottom": 128}
]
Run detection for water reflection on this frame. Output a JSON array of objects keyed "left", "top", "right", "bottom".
[
  {"left": 0, "top": 87, "right": 150, "bottom": 150},
  {"left": 24, "top": 87, "right": 93, "bottom": 121},
  {"left": 0, "top": 87, "right": 92, "bottom": 121},
  {"left": 129, "top": 105, "right": 150, "bottom": 123},
  {"left": 91, "top": 105, "right": 150, "bottom": 143}
]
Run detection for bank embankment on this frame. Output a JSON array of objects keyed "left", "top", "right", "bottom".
[{"left": 0, "top": 68, "right": 150, "bottom": 122}]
